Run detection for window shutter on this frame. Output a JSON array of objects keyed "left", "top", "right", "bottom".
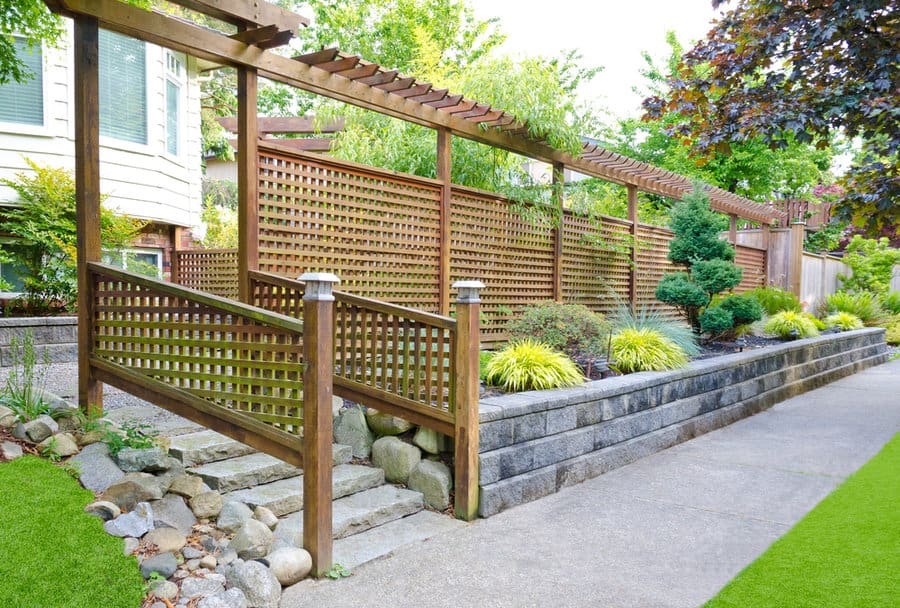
[
  {"left": 0, "top": 38, "right": 44, "bottom": 126},
  {"left": 166, "top": 80, "right": 179, "bottom": 155},
  {"left": 99, "top": 30, "right": 147, "bottom": 144}
]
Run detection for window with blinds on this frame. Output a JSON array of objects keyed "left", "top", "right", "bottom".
[
  {"left": 99, "top": 30, "right": 147, "bottom": 144},
  {"left": 0, "top": 37, "right": 44, "bottom": 126}
]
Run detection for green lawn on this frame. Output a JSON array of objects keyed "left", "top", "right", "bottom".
[
  {"left": 706, "top": 432, "right": 900, "bottom": 608},
  {"left": 0, "top": 456, "right": 145, "bottom": 608}
]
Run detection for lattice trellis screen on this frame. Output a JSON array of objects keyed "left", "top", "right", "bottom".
[
  {"left": 734, "top": 246, "right": 767, "bottom": 293},
  {"left": 562, "top": 214, "right": 633, "bottom": 316}
]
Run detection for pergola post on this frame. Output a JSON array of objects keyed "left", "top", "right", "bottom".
[
  {"left": 300, "top": 272, "right": 339, "bottom": 577},
  {"left": 788, "top": 221, "right": 806, "bottom": 297},
  {"left": 237, "top": 65, "right": 259, "bottom": 304},
  {"left": 437, "top": 128, "right": 452, "bottom": 315},
  {"left": 453, "top": 280, "right": 483, "bottom": 521},
  {"left": 627, "top": 184, "right": 639, "bottom": 312},
  {"left": 729, "top": 214, "right": 738, "bottom": 244},
  {"left": 74, "top": 16, "right": 102, "bottom": 416},
  {"left": 552, "top": 163, "right": 564, "bottom": 302}
]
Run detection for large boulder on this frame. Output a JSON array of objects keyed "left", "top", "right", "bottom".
[
  {"left": 104, "top": 502, "right": 154, "bottom": 538},
  {"left": 149, "top": 494, "right": 197, "bottom": 536},
  {"left": 0, "top": 405, "right": 17, "bottom": 428},
  {"left": 333, "top": 406, "right": 374, "bottom": 458},
  {"left": 0, "top": 441, "right": 23, "bottom": 461},
  {"left": 70, "top": 442, "right": 125, "bottom": 493},
  {"left": 365, "top": 408, "right": 413, "bottom": 436},
  {"left": 143, "top": 527, "right": 187, "bottom": 553},
  {"left": 371, "top": 436, "right": 421, "bottom": 484},
  {"left": 36, "top": 432, "right": 79, "bottom": 458},
  {"left": 102, "top": 474, "right": 165, "bottom": 511},
  {"left": 168, "top": 474, "right": 204, "bottom": 499},
  {"left": 114, "top": 447, "right": 169, "bottom": 473},
  {"left": 13, "top": 416, "right": 56, "bottom": 443},
  {"left": 265, "top": 547, "right": 312, "bottom": 586},
  {"left": 223, "top": 560, "right": 281, "bottom": 608},
  {"left": 140, "top": 552, "right": 178, "bottom": 579},
  {"left": 229, "top": 519, "right": 274, "bottom": 560},
  {"left": 413, "top": 427, "right": 451, "bottom": 455},
  {"left": 217, "top": 501, "right": 253, "bottom": 532},
  {"left": 189, "top": 491, "right": 223, "bottom": 519},
  {"left": 408, "top": 460, "right": 452, "bottom": 511}
]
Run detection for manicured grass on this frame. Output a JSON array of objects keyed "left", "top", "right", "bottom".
[
  {"left": 0, "top": 456, "right": 145, "bottom": 608},
  {"left": 706, "top": 433, "right": 900, "bottom": 608}
]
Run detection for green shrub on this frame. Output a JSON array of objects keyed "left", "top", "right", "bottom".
[
  {"left": 747, "top": 286, "right": 802, "bottom": 315},
  {"left": 804, "top": 313, "right": 827, "bottom": 331},
  {"left": 699, "top": 306, "right": 734, "bottom": 336},
  {"left": 609, "top": 304, "right": 700, "bottom": 357},
  {"left": 719, "top": 294, "right": 764, "bottom": 326},
  {"left": 479, "top": 351, "right": 494, "bottom": 382},
  {"left": 691, "top": 259, "right": 744, "bottom": 296},
  {"left": 825, "top": 312, "right": 864, "bottom": 331},
  {"left": 879, "top": 291, "right": 900, "bottom": 315},
  {"left": 825, "top": 291, "right": 886, "bottom": 325},
  {"left": 1, "top": 330, "right": 50, "bottom": 422},
  {"left": 764, "top": 311, "right": 820, "bottom": 339},
  {"left": 610, "top": 328, "right": 689, "bottom": 373},
  {"left": 506, "top": 301, "right": 608, "bottom": 359},
  {"left": 837, "top": 235, "right": 900, "bottom": 296},
  {"left": 482, "top": 339, "right": 584, "bottom": 392},
  {"left": 655, "top": 272, "right": 710, "bottom": 330},
  {"left": 102, "top": 420, "right": 159, "bottom": 457},
  {"left": 885, "top": 321, "right": 900, "bottom": 345}
]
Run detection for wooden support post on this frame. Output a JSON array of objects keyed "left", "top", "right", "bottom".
[
  {"left": 452, "top": 280, "right": 483, "bottom": 521},
  {"left": 788, "top": 221, "right": 806, "bottom": 297},
  {"left": 74, "top": 16, "right": 102, "bottom": 417},
  {"left": 237, "top": 65, "right": 259, "bottom": 304},
  {"left": 437, "top": 128, "right": 452, "bottom": 315},
  {"left": 552, "top": 162, "right": 564, "bottom": 302},
  {"left": 761, "top": 224, "right": 771, "bottom": 250},
  {"left": 626, "top": 184, "right": 639, "bottom": 312},
  {"left": 300, "top": 272, "right": 339, "bottom": 577},
  {"left": 729, "top": 214, "right": 738, "bottom": 244}
]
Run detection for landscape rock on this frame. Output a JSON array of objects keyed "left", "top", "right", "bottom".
[
  {"left": 123, "top": 537, "right": 140, "bottom": 556},
  {"left": 144, "top": 527, "right": 187, "bottom": 553},
  {"left": 104, "top": 502, "right": 154, "bottom": 538},
  {"left": 265, "top": 547, "right": 312, "bottom": 586},
  {"left": 0, "top": 405, "right": 15, "bottom": 428},
  {"left": 70, "top": 442, "right": 124, "bottom": 492},
  {"left": 181, "top": 574, "right": 226, "bottom": 598},
  {"left": 76, "top": 430, "right": 105, "bottom": 446},
  {"left": 0, "top": 441, "right": 23, "bottom": 460},
  {"left": 413, "top": 427, "right": 450, "bottom": 455},
  {"left": 365, "top": 408, "right": 413, "bottom": 436},
  {"left": 217, "top": 501, "right": 253, "bottom": 532},
  {"left": 140, "top": 552, "right": 178, "bottom": 579},
  {"left": 186, "top": 558, "right": 202, "bottom": 571},
  {"left": 168, "top": 474, "right": 204, "bottom": 499},
  {"left": 408, "top": 460, "right": 452, "bottom": 510},
  {"left": 84, "top": 500, "right": 121, "bottom": 521},
  {"left": 149, "top": 494, "right": 197, "bottom": 536},
  {"left": 198, "top": 588, "right": 248, "bottom": 608},
  {"left": 114, "top": 447, "right": 169, "bottom": 473},
  {"left": 223, "top": 560, "right": 281, "bottom": 608},
  {"left": 148, "top": 580, "right": 178, "bottom": 600},
  {"left": 253, "top": 506, "right": 278, "bottom": 530},
  {"left": 182, "top": 546, "right": 204, "bottom": 560},
  {"left": 190, "top": 491, "right": 223, "bottom": 518},
  {"left": 218, "top": 548, "right": 238, "bottom": 566},
  {"left": 200, "top": 555, "right": 217, "bottom": 569},
  {"left": 13, "top": 418, "right": 53, "bottom": 443},
  {"left": 333, "top": 406, "right": 374, "bottom": 458},
  {"left": 229, "top": 519, "right": 273, "bottom": 560},
  {"left": 371, "top": 436, "right": 421, "bottom": 483},
  {"left": 102, "top": 475, "right": 165, "bottom": 511},
  {"left": 37, "top": 432, "right": 79, "bottom": 458}
]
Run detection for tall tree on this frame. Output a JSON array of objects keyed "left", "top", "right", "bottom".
[{"left": 644, "top": 1, "right": 898, "bottom": 234}]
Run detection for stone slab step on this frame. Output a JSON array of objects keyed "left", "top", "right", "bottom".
[
  {"left": 223, "top": 464, "right": 385, "bottom": 516},
  {"left": 168, "top": 430, "right": 256, "bottom": 467},
  {"left": 274, "top": 485, "right": 424, "bottom": 543},
  {"left": 188, "top": 453, "right": 301, "bottom": 493}
]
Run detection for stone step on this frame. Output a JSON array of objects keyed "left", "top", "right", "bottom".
[
  {"left": 274, "top": 485, "right": 424, "bottom": 543},
  {"left": 223, "top": 464, "right": 385, "bottom": 516},
  {"left": 189, "top": 453, "right": 301, "bottom": 493},
  {"left": 168, "top": 430, "right": 257, "bottom": 467}
]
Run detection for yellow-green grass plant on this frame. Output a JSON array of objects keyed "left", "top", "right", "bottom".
[
  {"left": 824, "top": 312, "right": 864, "bottom": 332},
  {"left": 482, "top": 339, "right": 584, "bottom": 392},
  {"left": 885, "top": 319, "right": 900, "bottom": 345},
  {"left": 824, "top": 290, "right": 887, "bottom": 326},
  {"left": 764, "top": 311, "right": 820, "bottom": 339},
  {"left": 610, "top": 328, "right": 689, "bottom": 373}
]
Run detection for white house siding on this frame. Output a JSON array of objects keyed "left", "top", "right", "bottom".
[{"left": 0, "top": 22, "right": 201, "bottom": 229}]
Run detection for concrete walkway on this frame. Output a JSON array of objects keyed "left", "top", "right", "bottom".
[{"left": 281, "top": 359, "right": 900, "bottom": 608}]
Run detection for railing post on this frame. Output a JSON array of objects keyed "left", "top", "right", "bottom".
[
  {"left": 300, "top": 272, "right": 339, "bottom": 577},
  {"left": 452, "top": 280, "right": 483, "bottom": 521},
  {"left": 788, "top": 221, "right": 806, "bottom": 297}
]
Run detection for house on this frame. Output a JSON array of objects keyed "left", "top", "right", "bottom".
[{"left": 0, "top": 22, "right": 202, "bottom": 288}]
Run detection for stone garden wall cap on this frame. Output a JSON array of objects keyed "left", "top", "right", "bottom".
[{"left": 299, "top": 272, "right": 340, "bottom": 301}]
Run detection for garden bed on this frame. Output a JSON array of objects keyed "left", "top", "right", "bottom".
[{"left": 476, "top": 328, "right": 889, "bottom": 517}]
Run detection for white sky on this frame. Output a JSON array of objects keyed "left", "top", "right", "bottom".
[{"left": 471, "top": 0, "right": 727, "bottom": 120}]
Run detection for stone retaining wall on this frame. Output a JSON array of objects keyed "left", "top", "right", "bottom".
[
  {"left": 0, "top": 317, "right": 78, "bottom": 367},
  {"left": 477, "top": 328, "right": 888, "bottom": 517}
]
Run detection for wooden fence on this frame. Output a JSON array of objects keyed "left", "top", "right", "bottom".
[{"left": 176, "top": 144, "right": 769, "bottom": 342}]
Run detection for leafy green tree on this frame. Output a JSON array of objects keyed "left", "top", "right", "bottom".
[
  {"left": 837, "top": 236, "right": 900, "bottom": 296},
  {"left": 644, "top": 1, "right": 898, "bottom": 234}
]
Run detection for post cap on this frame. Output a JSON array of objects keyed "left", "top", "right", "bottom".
[
  {"left": 299, "top": 272, "right": 340, "bottom": 301},
  {"left": 452, "top": 280, "right": 485, "bottom": 303}
]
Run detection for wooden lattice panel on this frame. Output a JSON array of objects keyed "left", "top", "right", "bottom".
[
  {"left": 93, "top": 267, "right": 305, "bottom": 435},
  {"left": 562, "top": 213, "right": 632, "bottom": 316},
  {"left": 635, "top": 224, "right": 680, "bottom": 317},
  {"left": 173, "top": 249, "right": 239, "bottom": 300},
  {"left": 734, "top": 245, "right": 767, "bottom": 293},
  {"left": 450, "top": 189, "right": 556, "bottom": 343},
  {"left": 257, "top": 146, "right": 443, "bottom": 311}
]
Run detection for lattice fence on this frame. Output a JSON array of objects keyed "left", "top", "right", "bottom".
[
  {"left": 734, "top": 245, "right": 767, "bottom": 293},
  {"left": 172, "top": 249, "right": 239, "bottom": 299},
  {"left": 635, "top": 224, "right": 679, "bottom": 316}
]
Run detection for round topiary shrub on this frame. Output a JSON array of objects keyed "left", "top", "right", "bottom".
[
  {"left": 764, "top": 311, "right": 820, "bottom": 339},
  {"left": 610, "top": 328, "right": 689, "bottom": 373},
  {"left": 824, "top": 312, "right": 864, "bottom": 331},
  {"left": 699, "top": 306, "right": 734, "bottom": 336},
  {"left": 483, "top": 339, "right": 584, "bottom": 392},
  {"left": 719, "top": 293, "right": 764, "bottom": 326},
  {"left": 506, "top": 302, "right": 608, "bottom": 359}
]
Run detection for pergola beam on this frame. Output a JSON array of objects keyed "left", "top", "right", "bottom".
[{"left": 167, "top": 0, "right": 308, "bottom": 31}]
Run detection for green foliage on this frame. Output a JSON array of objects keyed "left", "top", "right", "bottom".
[
  {"left": 0, "top": 456, "right": 145, "bottom": 608},
  {"left": 764, "top": 311, "right": 820, "bottom": 340},
  {"left": 885, "top": 320, "right": 900, "bottom": 345},
  {"left": 324, "top": 563, "right": 352, "bottom": 580},
  {"left": 608, "top": 304, "right": 700, "bottom": 358},
  {"left": 1, "top": 330, "right": 50, "bottom": 422},
  {"left": 610, "top": 328, "right": 689, "bottom": 374},
  {"left": 804, "top": 222, "right": 846, "bottom": 254},
  {"left": 506, "top": 302, "right": 609, "bottom": 360},
  {"left": 837, "top": 236, "right": 900, "bottom": 296},
  {"left": 699, "top": 306, "right": 734, "bottom": 337},
  {"left": 483, "top": 340, "right": 584, "bottom": 392},
  {"left": 102, "top": 420, "right": 158, "bottom": 457},
  {"left": 747, "top": 286, "right": 802, "bottom": 315},
  {"left": 879, "top": 292, "right": 900, "bottom": 316},
  {"left": 655, "top": 272, "right": 710, "bottom": 330},
  {"left": 0, "top": 160, "right": 145, "bottom": 313},
  {"left": 803, "top": 313, "right": 827, "bottom": 332},
  {"left": 200, "top": 203, "right": 238, "bottom": 249},
  {"left": 478, "top": 351, "right": 494, "bottom": 382},
  {"left": 666, "top": 188, "right": 733, "bottom": 266},
  {"left": 824, "top": 312, "right": 864, "bottom": 332},
  {"left": 825, "top": 291, "right": 886, "bottom": 326},
  {"left": 718, "top": 294, "right": 764, "bottom": 327},
  {"left": 691, "top": 259, "right": 743, "bottom": 296},
  {"left": 0, "top": 0, "right": 63, "bottom": 84}
]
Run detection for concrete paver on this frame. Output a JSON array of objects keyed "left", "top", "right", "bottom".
[{"left": 281, "top": 359, "right": 900, "bottom": 608}]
